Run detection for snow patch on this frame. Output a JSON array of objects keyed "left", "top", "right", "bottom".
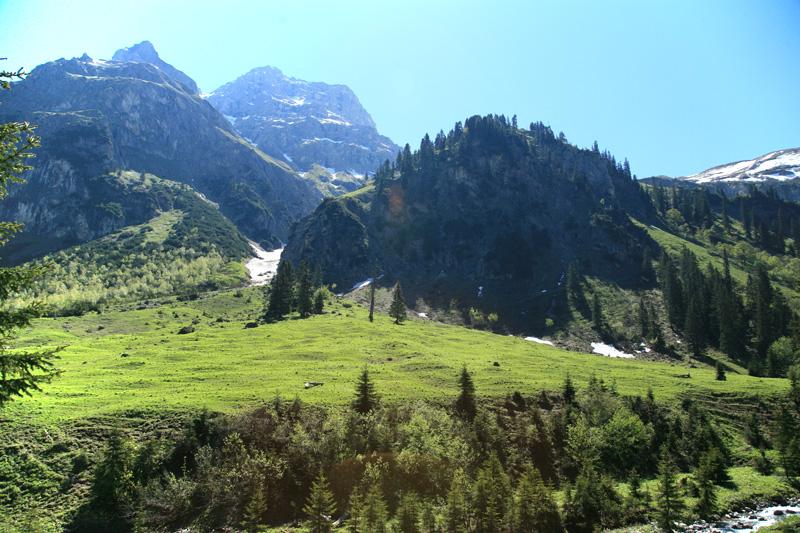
[
  {"left": 272, "top": 95, "right": 306, "bottom": 106},
  {"left": 525, "top": 337, "right": 554, "bottom": 346},
  {"left": 351, "top": 278, "right": 373, "bottom": 291},
  {"left": 245, "top": 241, "right": 283, "bottom": 285},
  {"left": 591, "top": 342, "right": 635, "bottom": 359}
]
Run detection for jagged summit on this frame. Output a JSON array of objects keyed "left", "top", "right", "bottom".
[
  {"left": 112, "top": 40, "right": 198, "bottom": 94},
  {"left": 207, "top": 66, "right": 397, "bottom": 173}
]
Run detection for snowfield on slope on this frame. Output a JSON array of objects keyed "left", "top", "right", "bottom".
[
  {"left": 684, "top": 148, "right": 800, "bottom": 183},
  {"left": 245, "top": 241, "right": 283, "bottom": 285},
  {"left": 591, "top": 342, "right": 635, "bottom": 359}
]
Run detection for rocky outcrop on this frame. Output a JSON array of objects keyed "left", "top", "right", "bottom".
[{"left": 207, "top": 66, "right": 397, "bottom": 173}]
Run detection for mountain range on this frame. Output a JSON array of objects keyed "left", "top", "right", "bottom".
[{"left": 0, "top": 42, "right": 397, "bottom": 264}]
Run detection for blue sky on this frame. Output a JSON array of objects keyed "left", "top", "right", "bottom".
[{"left": 1, "top": 0, "right": 798, "bottom": 177}]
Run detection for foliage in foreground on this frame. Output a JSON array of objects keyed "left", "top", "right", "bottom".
[
  {"left": 60, "top": 369, "right": 799, "bottom": 533},
  {"left": 0, "top": 64, "right": 60, "bottom": 407}
]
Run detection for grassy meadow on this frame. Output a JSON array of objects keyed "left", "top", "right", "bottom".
[{"left": 6, "top": 286, "right": 790, "bottom": 425}]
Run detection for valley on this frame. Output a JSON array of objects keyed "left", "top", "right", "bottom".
[{"left": 1, "top": 13, "right": 799, "bottom": 532}]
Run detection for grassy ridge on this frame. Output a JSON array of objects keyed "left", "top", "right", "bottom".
[{"left": 7, "top": 288, "right": 789, "bottom": 425}]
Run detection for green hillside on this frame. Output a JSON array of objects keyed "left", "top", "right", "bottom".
[
  {"left": 11, "top": 172, "right": 252, "bottom": 315},
  {"left": 6, "top": 287, "right": 789, "bottom": 424}
]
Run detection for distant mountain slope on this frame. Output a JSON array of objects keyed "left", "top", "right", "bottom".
[
  {"left": 284, "top": 115, "right": 655, "bottom": 329},
  {"left": 643, "top": 148, "right": 800, "bottom": 200},
  {"left": 0, "top": 47, "right": 321, "bottom": 261},
  {"left": 207, "top": 66, "right": 398, "bottom": 173},
  {"left": 684, "top": 148, "right": 800, "bottom": 184},
  {"left": 15, "top": 170, "right": 251, "bottom": 313}
]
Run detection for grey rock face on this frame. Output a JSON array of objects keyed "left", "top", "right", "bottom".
[
  {"left": 112, "top": 40, "right": 199, "bottom": 94},
  {"left": 207, "top": 66, "right": 397, "bottom": 173},
  {"left": 0, "top": 53, "right": 321, "bottom": 261}
]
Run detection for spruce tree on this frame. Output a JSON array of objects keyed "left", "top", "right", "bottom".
[
  {"left": 358, "top": 485, "right": 388, "bottom": 533},
  {"left": 297, "top": 262, "right": 314, "bottom": 318},
  {"left": 715, "top": 361, "right": 726, "bottom": 381},
  {"left": 639, "top": 298, "right": 651, "bottom": 339},
  {"left": 352, "top": 367, "right": 379, "bottom": 414},
  {"left": 511, "top": 466, "right": 561, "bottom": 533},
  {"left": 566, "top": 262, "right": 582, "bottom": 306},
  {"left": 684, "top": 294, "right": 706, "bottom": 356},
  {"left": 395, "top": 493, "right": 420, "bottom": 533},
  {"left": 591, "top": 292, "right": 605, "bottom": 336},
  {"left": 313, "top": 290, "right": 325, "bottom": 314},
  {"left": 454, "top": 366, "right": 477, "bottom": 421},
  {"left": 368, "top": 278, "right": 376, "bottom": 322},
  {"left": 389, "top": 282, "right": 407, "bottom": 324},
  {"left": 0, "top": 66, "right": 60, "bottom": 408},
  {"left": 622, "top": 470, "right": 650, "bottom": 524},
  {"left": 655, "top": 448, "right": 684, "bottom": 531},
  {"left": 473, "top": 455, "right": 511, "bottom": 532},
  {"left": 693, "top": 455, "right": 718, "bottom": 519},
  {"left": 563, "top": 374, "right": 576, "bottom": 405},
  {"left": 304, "top": 471, "right": 337, "bottom": 533},
  {"left": 444, "top": 469, "right": 470, "bottom": 532},
  {"left": 265, "top": 260, "right": 294, "bottom": 321},
  {"left": 243, "top": 485, "right": 268, "bottom": 533}
]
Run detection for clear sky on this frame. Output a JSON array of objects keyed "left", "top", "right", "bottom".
[{"left": 1, "top": 0, "right": 798, "bottom": 177}]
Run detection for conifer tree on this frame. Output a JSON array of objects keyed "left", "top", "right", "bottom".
[
  {"left": 563, "top": 374, "right": 576, "bottom": 405},
  {"left": 454, "top": 366, "right": 477, "bottom": 422},
  {"left": 641, "top": 247, "right": 655, "bottom": 283},
  {"left": 684, "top": 294, "right": 706, "bottom": 356},
  {"left": 368, "top": 278, "right": 376, "bottom": 322},
  {"left": 591, "top": 293, "right": 605, "bottom": 337},
  {"left": 0, "top": 65, "right": 60, "bottom": 407},
  {"left": 566, "top": 262, "right": 582, "bottom": 306},
  {"left": 753, "top": 265, "right": 774, "bottom": 358},
  {"left": 639, "top": 298, "right": 650, "bottom": 339},
  {"left": 297, "top": 262, "right": 314, "bottom": 318},
  {"left": 444, "top": 469, "right": 470, "bottom": 532},
  {"left": 511, "top": 466, "right": 561, "bottom": 532},
  {"left": 389, "top": 282, "right": 407, "bottom": 324},
  {"left": 715, "top": 361, "right": 726, "bottom": 381},
  {"left": 352, "top": 367, "right": 379, "bottom": 414},
  {"left": 660, "top": 252, "right": 685, "bottom": 328},
  {"left": 304, "top": 471, "right": 337, "bottom": 533},
  {"left": 395, "top": 493, "right": 420, "bottom": 533},
  {"left": 358, "top": 485, "right": 388, "bottom": 533},
  {"left": 243, "top": 485, "right": 268, "bottom": 533},
  {"left": 265, "top": 260, "right": 294, "bottom": 321},
  {"left": 473, "top": 455, "right": 511, "bottom": 532},
  {"left": 655, "top": 448, "right": 684, "bottom": 531},
  {"left": 622, "top": 470, "right": 650, "bottom": 524},
  {"left": 313, "top": 290, "right": 325, "bottom": 315},
  {"left": 693, "top": 455, "right": 718, "bottom": 519}
]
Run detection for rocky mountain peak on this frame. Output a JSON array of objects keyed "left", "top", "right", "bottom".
[
  {"left": 207, "top": 66, "right": 397, "bottom": 173},
  {"left": 112, "top": 40, "right": 198, "bottom": 94}
]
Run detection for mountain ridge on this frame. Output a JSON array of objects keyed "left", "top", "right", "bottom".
[{"left": 207, "top": 65, "right": 398, "bottom": 173}]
